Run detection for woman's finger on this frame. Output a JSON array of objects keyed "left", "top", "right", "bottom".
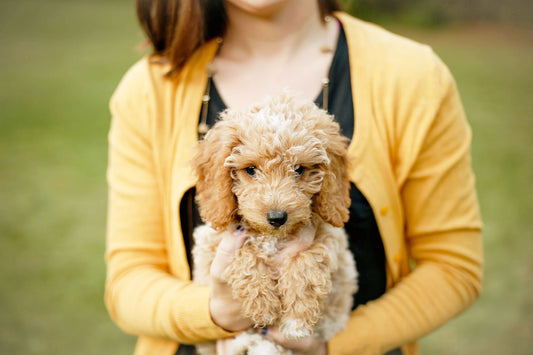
[
  {"left": 216, "top": 337, "right": 235, "bottom": 355},
  {"left": 210, "top": 226, "right": 247, "bottom": 279}
]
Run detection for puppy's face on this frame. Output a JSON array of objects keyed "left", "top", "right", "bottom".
[
  {"left": 194, "top": 94, "right": 350, "bottom": 233},
  {"left": 224, "top": 123, "right": 330, "bottom": 235}
]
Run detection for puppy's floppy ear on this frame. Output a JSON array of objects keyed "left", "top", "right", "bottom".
[
  {"left": 313, "top": 117, "right": 351, "bottom": 227},
  {"left": 193, "top": 116, "right": 240, "bottom": 230}
]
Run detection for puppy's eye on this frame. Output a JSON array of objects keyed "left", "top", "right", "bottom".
[
  {"left": 245, "top": 166, "right": 257, "bottom": 177},
  {"left": 294, "top": 165, "right": 305, "bottom": 176}
]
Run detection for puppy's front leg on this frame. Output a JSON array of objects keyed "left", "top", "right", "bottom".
[
  {"left": 224, "top": 241, "right": 281, "bottom": 327},
  {"left": 277, "top": 240, "right": 333, "bottom": 339}
]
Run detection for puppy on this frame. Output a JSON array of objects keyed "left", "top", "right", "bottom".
[{"left": 192, "top": 94, "right": 357, "bottom": 354}]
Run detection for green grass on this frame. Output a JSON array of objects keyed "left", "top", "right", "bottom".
[
  {"left": 0, "top": 1, "right": 141, "bottom": 353},
  {"left": 0, "top": 1, "right": 531, "bottom": 354}
]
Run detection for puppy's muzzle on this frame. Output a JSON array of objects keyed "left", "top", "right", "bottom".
[{"left": 267, "top": 210, "right": 288, "bottom": 228}]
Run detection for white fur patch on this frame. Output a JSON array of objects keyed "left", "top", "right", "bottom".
[
  {"left": 258, "top": 239, "right": 278, "bottom": 256},
  {"left": 280, "top": 319, "right": 311, "bottom": 339}
]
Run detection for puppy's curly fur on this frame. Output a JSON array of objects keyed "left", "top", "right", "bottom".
[{"left": 192, "top": 94, "right": 358, "bottom": 355}]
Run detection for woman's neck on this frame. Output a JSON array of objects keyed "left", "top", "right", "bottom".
[
  {"left": 222, "top": 0, "right": 327, "bottom": 61},
  {"left": 211, "top": 0, "right": 338, "bottom": 109}
]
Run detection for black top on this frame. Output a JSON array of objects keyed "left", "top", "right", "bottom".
[{"left": 179, "top": 25, "right": 386, "bottom": 312}]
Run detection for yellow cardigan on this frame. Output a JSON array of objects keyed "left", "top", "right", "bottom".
[{"left": 105, "top": 13, "right": 483, "bottom": 355}]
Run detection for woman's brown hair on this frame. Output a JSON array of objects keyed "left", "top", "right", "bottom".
[{"left": 136, "top": 0, "right": 342, "bottom": 77}]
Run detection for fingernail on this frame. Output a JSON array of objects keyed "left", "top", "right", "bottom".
[{"left": 235, "top": 225, "right": 246, "bottom": 238}]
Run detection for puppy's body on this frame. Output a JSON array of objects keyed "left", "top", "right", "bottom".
[{"left": 192, "top": 94, "right": 358, "bottom": 355}]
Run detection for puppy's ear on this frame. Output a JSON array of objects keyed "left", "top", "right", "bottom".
[
  {"left": 193, "top": 117, "right": 240, "bottom": 230},
  {"left": 313, "top": 119, "right": 351, "bottom": 227}
]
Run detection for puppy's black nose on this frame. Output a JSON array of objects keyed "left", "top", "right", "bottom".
[{"left": 267, "top": 210, "right": 288, "bottom": 228}]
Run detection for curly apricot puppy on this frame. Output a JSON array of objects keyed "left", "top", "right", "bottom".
[{"left": 192, "top": 94, "right": 357, "bottom": 355}]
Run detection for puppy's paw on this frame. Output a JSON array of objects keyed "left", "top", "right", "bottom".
[{"left": 279, "top": 318, "right": 312, "bottom": 339}]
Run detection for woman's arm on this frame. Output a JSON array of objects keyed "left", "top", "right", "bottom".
[
  {"left": 104, "top": 60, "right": 239, "bottom": 343},
  {"left": 329, "top": 53, "right": 483, "bottom": 354}
]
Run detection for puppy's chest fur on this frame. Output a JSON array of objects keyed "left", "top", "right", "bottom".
[{"left": 247, "top": 234, "right": 287, "bottom": 257}]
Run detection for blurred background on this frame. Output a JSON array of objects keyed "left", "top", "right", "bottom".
[{"left": 0, "top": 0, "right": 531, "bottom": 354}]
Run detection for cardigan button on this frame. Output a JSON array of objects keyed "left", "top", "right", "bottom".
[
  {"left": 379, "top": 205, "right": 389, "bottom": 216},
  {"left": 394, "top": 253, "right": 402, "bottom": 264}
]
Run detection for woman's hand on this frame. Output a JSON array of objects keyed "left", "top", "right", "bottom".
[
  {"left": 209, "top": 226, "right": 254, "bottom": 332},
  {"left": 261, "top": 327, "right": 328, "bottom": 355},
  {"left": 215, "top": 337, "right": 236, "bottom": 355},
  {"left": 209, "top": 222, "right": 318, "bottom": 333}
]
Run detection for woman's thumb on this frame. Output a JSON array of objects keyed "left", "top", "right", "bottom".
[{"left": 210, "top": 227, "right": 247, "bottom": 279}]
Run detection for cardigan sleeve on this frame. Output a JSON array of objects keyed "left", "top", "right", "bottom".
[
  {"left": 329, "top": 51, "right": 483, "bottom": 354},
  {"left": 104, "top": 60, "right": 234, "bottom": 344}
]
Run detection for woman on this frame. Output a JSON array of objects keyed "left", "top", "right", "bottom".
[{"left": 105, "top": 0, "right": 483, "bottom": 354}]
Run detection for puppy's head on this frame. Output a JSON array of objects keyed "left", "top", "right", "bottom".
[{"left": 194, "top": 94, "right": 350, "bottom": 235}]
